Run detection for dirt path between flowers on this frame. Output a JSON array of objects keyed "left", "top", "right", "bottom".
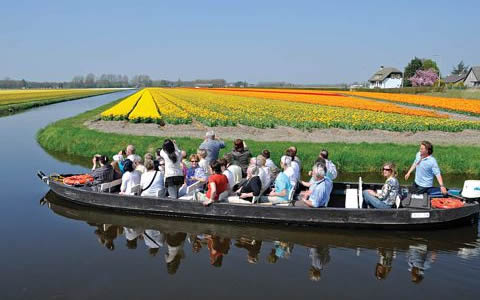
[{"left": 86, "top": 119, "right": 480, "bottom": 146}]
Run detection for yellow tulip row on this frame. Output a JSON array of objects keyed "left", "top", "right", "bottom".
[
  {"left": 147, "top": 89, "right": 191, "bottom": 123},
  {"left": 128, "top": 90, "right": 162, "bottom": 122},
  {"left": 101, "top": 90, "right": 145, "bottom": 119},
  {"left": 152, "top": 89, "right": 231, "bottom": 126}
]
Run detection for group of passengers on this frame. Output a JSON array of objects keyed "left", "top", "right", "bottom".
[{"left": 90, "top": 132, "right": 447, "bottom": 209}]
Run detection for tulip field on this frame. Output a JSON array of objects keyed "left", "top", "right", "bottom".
[
  {"left": 100, "top": 88, "right": 480, "bottom": 132},
  {"left": 0, "top": 88, "right": 120, "bottom": 115},
  {"left": 0, "top": 89, "right": 117, "bottom": 106},
  {"left": 213, "top": 88, "right": 480, "bottom": 115}
]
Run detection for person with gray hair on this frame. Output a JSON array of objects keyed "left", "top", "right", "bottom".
[
  {"left": 263, "top": 156, "right": 293, "bottom": 204},
  {"left": 230, "top": 165, "right": 262, "bottom": 203},
  {"left": 280, "top": 155, "right": 298, "bottom": 187},
  {"left": 197, "top": 148, "right": 210, "bottom": 176},
  {"left": 199, "top": 130, "right": 225, "bottom": 163},
  {"left": 301, "top": 162, "right": 333, "bottom": 208}
]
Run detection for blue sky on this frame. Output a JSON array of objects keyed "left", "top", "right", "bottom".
[{"left": 1, "top": 0, "right": 478, "bottom": 84}]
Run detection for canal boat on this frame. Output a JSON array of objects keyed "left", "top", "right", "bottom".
[{"left": 38, "top": 172, "right": 479, "bottom": 230}]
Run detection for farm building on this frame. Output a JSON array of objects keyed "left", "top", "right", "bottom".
[
  {"left": 444, "top": 73, "right": 467, "bottom": 85},
  {"left": 368, "top": 66, "right": 403, "bottom": 89},
  {"left": 464, "top": 66, "right": 480, "bottom": 87}
]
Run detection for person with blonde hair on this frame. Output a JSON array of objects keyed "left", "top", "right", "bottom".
[
  {"left": 254, "top": 155, "right": 271, "bottom": 190},
  {"left": 140, "top": 158, "right": 165, "bottom": 197},
  {"left": 362, "top": 162, "right": 400, "bottom": 209}
]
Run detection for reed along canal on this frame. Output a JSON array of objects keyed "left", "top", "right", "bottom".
[{"left": 0, "top": 91, "right": 479, "bottom": 300}]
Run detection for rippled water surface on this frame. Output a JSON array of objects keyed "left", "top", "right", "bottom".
[{"left": 0, "top": 92, "right": 479, "bottom": 300}]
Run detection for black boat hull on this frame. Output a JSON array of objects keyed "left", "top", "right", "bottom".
[{"left": 43, "top": 177, "right": 480, "bottom": 230}]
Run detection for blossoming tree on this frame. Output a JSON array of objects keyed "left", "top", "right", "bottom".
[{"left": 409, "top": 68, "right": 439, "bottom": 86}]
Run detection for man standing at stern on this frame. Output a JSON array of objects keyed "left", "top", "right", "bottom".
[{"left": 405, "top": 141, "right": 447, "bottom": 195}]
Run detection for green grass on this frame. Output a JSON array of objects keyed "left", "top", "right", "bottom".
[
  {"left": 423, "top": 89, "right": 480, "bottom": 100},
  {"left": 37, "top": 98, "right": 480, "bottom": 176},
  {"left": 0, "top": 90, "right": 120, "bottom": 116}
]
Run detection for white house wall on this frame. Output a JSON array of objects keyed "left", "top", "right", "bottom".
[
  {"left": 464, "top": 70, "right": 478, "bottom": 87},
  {"left": 383, "top": 78, "right": 402, "bottom": 88},
  {"left": 369, "top": 78, "right": 402, "bottom": 89}
]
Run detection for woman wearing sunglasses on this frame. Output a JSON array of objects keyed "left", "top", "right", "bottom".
[
  {"left": 178, "top": 154, "right": 207, "bottom": 198},
  {"left": 362, "top": 162, "right": 400, "bottom": 209}
]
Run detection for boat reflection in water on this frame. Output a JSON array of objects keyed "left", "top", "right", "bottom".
[{"left": 42, "top": 191, "right": 479, "bottom": 282}]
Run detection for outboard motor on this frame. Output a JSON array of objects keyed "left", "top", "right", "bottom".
[{"left": 461, "top": 180, "right": 480, "bottom": 203}]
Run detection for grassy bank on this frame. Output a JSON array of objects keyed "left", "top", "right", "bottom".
[
  {"left": 37, "top": 99, "right": 480, "bottom": 175},
  {"left": 0, "top": 90, "right": 121, "bottom": 117}
]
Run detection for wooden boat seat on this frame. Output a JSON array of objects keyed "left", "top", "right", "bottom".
[
  {"left": 276, "top": 186, "right": 297, "bottom": 206},
  {"left": 345, "top": 189, "right": 359, "bottom": 208},
  {"left": 187, "top": 180, "right": 204, "bottom": 195},
  {"left": 228, "top": 196, "right": 252, "bottom": 205},
  {"left": 99, "top": 179, "right": 122, "bottom": 193},
  {"left": 345, "top": 178, "right": 364, "bottom": 208}
]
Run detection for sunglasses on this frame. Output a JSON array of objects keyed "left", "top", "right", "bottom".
[
  {"left": 191, "top": 160, "right": 199, "bottom": 163},
  {"left": 383, "top": 168, "right": 392, "bottom": 171}
]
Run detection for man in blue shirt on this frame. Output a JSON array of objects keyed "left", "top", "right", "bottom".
[
  {"left": 302, "top": 162, "right": 333, "bottom": 208},
  {"left": 199, "top": 131, "right": 225, "bottom": 163},
  {"left": 405, "top": 141, "right": 447, "bottom": 195}
]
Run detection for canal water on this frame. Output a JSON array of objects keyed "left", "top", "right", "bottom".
[{"left": 0, "top": 92, "right": 479, "bottom": 299}]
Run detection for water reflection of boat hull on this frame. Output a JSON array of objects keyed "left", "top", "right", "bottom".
[
  {"left": 44, "top": 191, "right": 479, "bottom": 251},
  {"left": 42, "top": 176, "right": 480, "bottom": 230}
]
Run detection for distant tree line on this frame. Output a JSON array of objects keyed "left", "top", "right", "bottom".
[{"left": 0, "top": 74, "right": 231, "bottom": 89}]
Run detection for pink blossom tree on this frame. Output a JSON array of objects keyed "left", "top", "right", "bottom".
[{"left": 409, "top": 68, "right": 439, "bottom": 86}]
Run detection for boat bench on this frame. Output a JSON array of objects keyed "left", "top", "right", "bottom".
[
  {"left": 346, "top": 183, "right": 400, "bottom": 209},
  {"left": 345, "top": 177, "right": 364, "bottom": 208},
  {"left": 230, "top": 186, "right": 296, "bottom": 206},
  {"left": 99, "top": 179, "right": 122, "bottom": 193}
]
